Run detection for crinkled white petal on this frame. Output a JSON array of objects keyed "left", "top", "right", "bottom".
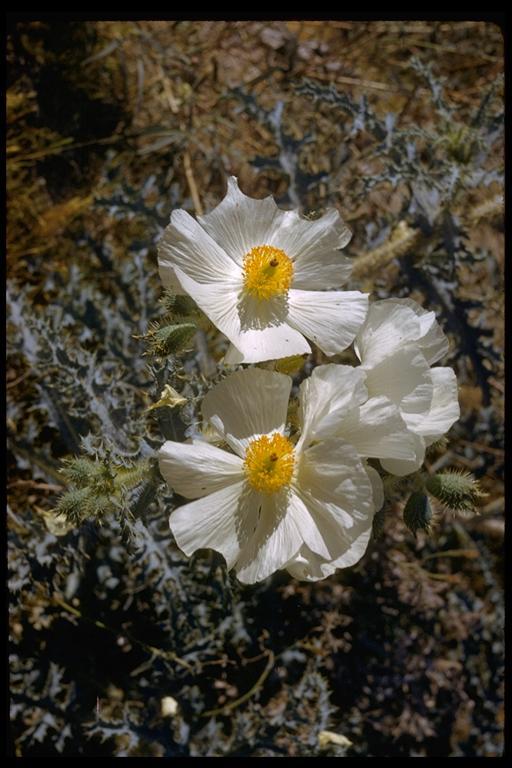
[
  {"left": 285, "top": 490, "right": 336, "bottom": 561},
  {"left": 285, "top": 527, "right": 373, "bottom": 581},
  {"left": 235, "top": 489, "right": 303, "bottom": 584},
  {"left": 293, "top": 439, "right": 375, "bottom": 560},
  {"left": 380, "top": 433, "right": 426, "bottom": 477},
  {"left": 287, "top": 289, "right": 369, "bottom": 357},
  {"left": 297, "top": 364, "right": 368, "bottom": 447},
  {"left": 362, "top": 346, "right": 434, "bottom": 434},
  {"left": 363, "top": 345, "right": 432, "bottom": 406},
  {"left": 389, "top": 297, "right": 450, "bottom": 364},
  {"left": 202, "top": 368, "right": 292, "bottom": 457},
  {"left": 158, "top": 440, "right": 244, "bottom": 499},
  {"left": 158, "top": 207, "right": 241, "bottom": 284},
  {"left": 417, "top": 367, "right": 460, "bottom": 445},
  {"left": 332, "top": 395, "right": 421, "bottom": 461},
  {"left": 268, "top": 208, "right": 353, "bottom": 289},
  {"left": 174, "top": 267, "right": 242, "bottom": 345},
  {"left": 354, "top": 301, "right": 422, "bottom": 367},
  {"left": 197, "top": 176, "right": 287, "bottom": 265},
  {"left": 355, "top": 299, "right": 449, "bottom": 368},
  {"left": 169, "top": 480, "right": 255, "bottom": 570},
  {"left": 285, "top": 546, "right": 336, "bottom": 581},
  {"left": 222, "top": 320, "right": 311, "bottom": 365}
]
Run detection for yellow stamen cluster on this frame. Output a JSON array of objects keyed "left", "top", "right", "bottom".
[
  {"left": 244, "top": 433, "right": 295, "bottom": 494},
  {"left": 242, "top": 245, "right": 294, "bottom": 300}
]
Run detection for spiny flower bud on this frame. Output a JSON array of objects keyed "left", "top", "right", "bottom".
[
  {"left": 55, "top": 487, "right": 91, "bottom": 525},
  {"left": 145, "top": 321, "right": 196, "bottom": 356},
  {"left": 160, "top": 290, "right": 199, "bottom": 318},
  {"left": 403, "top": 491, "right": 435, "bottom": 537},
  {"left": 425, "top": 470, "right": 486, "bottom": 515},
  {"left": 59, "top": 457, "right": 99, "bottom": 487}
]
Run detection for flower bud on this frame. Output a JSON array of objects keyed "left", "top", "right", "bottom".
[
  {"left": 425, "top": 470, "right": 485, "bottom": 515},
  {"left": 403, "top": 491, "right": 434, "bottom": 536}
]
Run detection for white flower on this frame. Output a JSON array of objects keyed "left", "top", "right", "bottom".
[
  {"left": 158, "top": 366, "right": 419, "bottom": 584},
  {"left": 158, "top": 177, "right": 368, "bottom": 363},
  {"left": 353, "top": 298, "right": 460, "bottom": 476}
]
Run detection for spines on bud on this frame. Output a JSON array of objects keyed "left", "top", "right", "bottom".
[
  {"left": 425, "top": 470, "right": 486, "bottom": 516},
  {"left": 145, "top": 321, "right": 196, "bottom": 356}
]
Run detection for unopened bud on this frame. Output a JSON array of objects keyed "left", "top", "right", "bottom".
[
  {"left": 403, "top": 491, "right": 434, "bottom": 536},
  {"left": 425, "top": 470, "right": 486, "bottom": 515}
]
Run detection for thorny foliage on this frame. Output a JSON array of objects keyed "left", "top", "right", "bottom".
[{"left": 7, "top": 20, "right": 504, "bottom": 757}]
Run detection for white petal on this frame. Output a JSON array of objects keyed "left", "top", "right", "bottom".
[
  {"left": 223, "top": 319, "right": 311, "bottom": 365},
  {"left": 197, "top": 176, "right": 286, "bottom": 265},
  {"left": 169, "top": 480, "right": 255, "bottom": 569},
  {"left": 268, "top": 208, "right": 352, "bottom": 289},
  {"left": 202, "top": 368, "right": 292, "bottom": 456},
  {"left": 363, "top": 346, "right": 432, "bottom": 407},
  {"left": 174, "top": 267, "right": 242, "bottom": 346},
  {"left": 286, "top": 528, "right": 373, "bottom": 581},
  {"left": 285, "top": 545, "right": 339, "bottom": 581},
  {"left": 380, "top": 433, "right": 426, "bottom": 476},
  {"left": 287, "top": 488, "right": 342, "bottom": 560},
  {"left": 389, "top": 297, "right": 450, "bottom": 364},
  {"left": 287, "top": 289, "right": 369, "bottom": 356},
  {"left": 417, "top": 367, "right": 460, "bottom": 444},
  {"left": 235, "top": 490, "right": 303, "bottom": 583},
  {"left": 354, "top": 301, "right": 421, "bottom": 367},
  {"left": 294, "top": 439, "right": 375, "bottom": 560},
  {"left": 355, "top": 299, "right": 450, "bottom": 367},
  {"left": 297, "top": 364, "right": 368, "bottom": 447},
  {"left": 158, "top": 208, "right": 241, "bottom": 284},
  {"left": 158, "top": 440, "right": 244, "bottom": 499},
  {"left": 365, "top": 465, "right": 384, "bottom": 511},
  {"left": 337, "top": 396, "right": 420, "bottom": 460},
  {"left": 326, "top": 527, "right": 373, "bottom": 570},
  {"left": 362, "top": 346, "right": 434, "bottom": 434}
]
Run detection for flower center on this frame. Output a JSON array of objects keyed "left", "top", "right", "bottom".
[
  {"left": 244, "top": 433, "right": 295, "bottom": 494},
  {"left": 242, "top": 245, "right": 294, "bottom": 300}
]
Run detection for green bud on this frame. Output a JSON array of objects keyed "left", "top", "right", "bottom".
[
  {"left": 113, "top": 461, "right": 150, "bottom": 490},
  {"left": 403, "top": 492, "right": 434, "bottom": 537},
  {"left": 146, "top": 322, "right": 196, "bottom": 356},
  {"left": 60, "top": 457, "right": 98, "bottom": 487},
  {"left": 55, "top": 487, "right": 91, "bottom": 525},
  {"left": 160, "top": 290, "right": 199, "bottom": 318},
  {"left": 425, "top": 470, "right": 485, "bottom": 515}
]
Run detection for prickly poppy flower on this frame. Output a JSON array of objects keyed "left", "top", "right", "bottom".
[
  {"left": 159, "top": 366, "right": 418, "bottom": 583},
  {"left": 158, "top": 177, "right": 368, "bottom": 363}
]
